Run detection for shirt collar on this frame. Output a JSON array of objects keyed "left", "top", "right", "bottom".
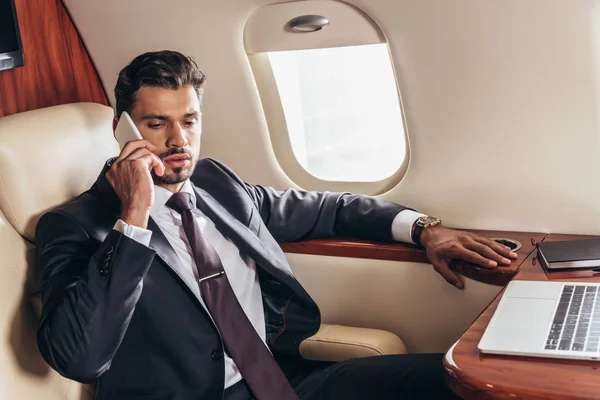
[{"left": 150, "top": 180, "right": 196, "bottom": 218}]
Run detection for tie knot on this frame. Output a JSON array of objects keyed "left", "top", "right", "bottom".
[{"left": 166, "top": 192, "right": 194, "bottom": 214}]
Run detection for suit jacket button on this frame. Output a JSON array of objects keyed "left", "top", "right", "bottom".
[
  {"left": 99, "top": 268, "right": 109, "bottom": 276},
  {"left": 211, "top": 350, "right": 223, "bottom": 361}
]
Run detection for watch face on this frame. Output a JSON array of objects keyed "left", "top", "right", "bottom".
[{"left": 419, "top": 216, "right": 441, "bottom": 227}]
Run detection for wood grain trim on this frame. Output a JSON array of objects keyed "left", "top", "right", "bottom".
[
  {"left": 0, "top": 0, "right": 108, "bottom": 117},
  {"left": 280, "top": 230, "right": 546, "bottom": 286},
  {"left": 281, "top": 238, "right": 429, "bottom": 263}
]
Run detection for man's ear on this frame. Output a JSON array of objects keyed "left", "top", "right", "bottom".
[{"left": 112, "top": 116, "right": 119, "bottom": 137}]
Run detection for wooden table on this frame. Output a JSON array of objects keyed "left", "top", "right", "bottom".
[{"left": 444, "top": 234, "right": 600, "bottom": 399}]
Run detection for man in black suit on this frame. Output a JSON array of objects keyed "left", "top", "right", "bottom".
[{"left": 36, "top": 51, "right": 516, "bottom": 400}]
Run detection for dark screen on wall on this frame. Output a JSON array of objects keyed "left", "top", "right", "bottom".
[{"left": 0, "top": 0, "right": 19, "bottom": 54}]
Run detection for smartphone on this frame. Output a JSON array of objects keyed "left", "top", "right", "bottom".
[{"left": 114, "top": 111, "right": 143, "bottom": 149}]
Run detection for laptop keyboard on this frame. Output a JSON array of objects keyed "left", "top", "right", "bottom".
[{"left": 545, "top": 285, "right": 600, "bottom": 352}]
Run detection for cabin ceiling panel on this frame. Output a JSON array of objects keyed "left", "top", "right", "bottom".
[{"left": 64, "top": 0, "right": 600, "bottom": 234}]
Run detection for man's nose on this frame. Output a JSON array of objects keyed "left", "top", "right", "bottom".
[{"left": 168, "top": 124, "right": 189, "bottom": 147}]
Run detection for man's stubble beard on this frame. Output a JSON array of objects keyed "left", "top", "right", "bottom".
[
  {"left": 151, "top": 158, "right": 198, "bottom": 185},
  {"left": 150, "top": 146, "right": 199, "bottom": 185}
]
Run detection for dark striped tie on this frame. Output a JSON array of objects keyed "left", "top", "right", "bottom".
[{"left": 166, "top": 192, "right": 299, "bottom": 400}]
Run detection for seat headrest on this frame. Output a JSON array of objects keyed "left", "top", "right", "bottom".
[{"left": 0, "top": 103, "right": 118, "bottom": 240}]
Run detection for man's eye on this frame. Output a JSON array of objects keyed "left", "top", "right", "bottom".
[
  {"left": 184, "top": 121, "right": 196, "bottom": 127},
  {"left": 149, "top": 124, "right": 162, "bottom": 129}
]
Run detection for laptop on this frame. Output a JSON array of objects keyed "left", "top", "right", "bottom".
[{"left": 479, "top": 280, "right": 600, "bottom": 361}]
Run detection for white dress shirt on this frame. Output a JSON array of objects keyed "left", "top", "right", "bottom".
[{"left": 113, "top": 181, "right": 423, "bottom": 389}]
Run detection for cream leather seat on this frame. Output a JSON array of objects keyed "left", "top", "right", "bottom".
[
  {"left": 0, "top": 102, "right": 406, "bottom": 399},
  {"left": 0, "top": 103, "right": 117, "bottom": 400}
]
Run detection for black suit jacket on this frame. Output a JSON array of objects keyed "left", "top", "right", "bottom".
[{"left": 35, "top": 158, "right": 408, "bottom": 400}]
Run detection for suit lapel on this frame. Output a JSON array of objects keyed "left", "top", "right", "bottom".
[
  {"left": 192, "top": 186, "right": 299, "bottom": 288},
  {"left": 147, "top": 217, "right": 203, "bottom": 303}
]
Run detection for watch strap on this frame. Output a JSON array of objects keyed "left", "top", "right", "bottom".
[{"left": 412, "top": 222, "right": 425, "bottom": 247}]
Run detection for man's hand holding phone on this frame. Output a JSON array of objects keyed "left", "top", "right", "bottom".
[{"left": 108, "top": 113, "right": 165, "bottom": 229}]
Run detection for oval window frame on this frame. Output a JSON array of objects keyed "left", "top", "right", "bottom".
[{"left": 245, "top": 0, "right": 410, "bottom": 194}]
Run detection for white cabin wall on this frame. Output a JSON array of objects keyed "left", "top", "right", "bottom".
[
  {"left": 363, "top": 0, "right": 600, "bottom": 235},
  {"left": 64, "top": 0, "right": 600, "bottom": 235}
]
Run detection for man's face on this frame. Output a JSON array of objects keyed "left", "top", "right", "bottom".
[{"left": 128, "top": 86, "right": 202, "bottom": 186}]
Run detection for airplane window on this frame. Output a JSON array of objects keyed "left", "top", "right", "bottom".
[{"left": 267, "top": 44, "right": 405, "bottom": 182}]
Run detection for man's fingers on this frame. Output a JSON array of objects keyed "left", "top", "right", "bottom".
[
  {"left": 135, "top": 154, "right": 165, "bottom": 176},
  {"left": 472, "top": 236, "right": 518, "bottom": 259},
  {"left": 450, "top": 245, "right": 501, "bottom": 268},
  {"left": 431, "top": 257, "right": 463, "bottom": 289},
  {"left": 116, "top": 148, "right": 165, "bottom": 177},
  {"left": 465, "top": 241, "right": 512, "bottom": 266},
  {"left": 122, "top": 147, "right": 154, "bottom": 162},
  {"left": 116, "top": 140, "right": 156, "bottom": 161},
  {"left": 150, "top": 154, "right": 165, "bottom": 176}
]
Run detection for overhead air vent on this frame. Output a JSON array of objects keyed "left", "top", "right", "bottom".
[{"left": 287, "top": 15, "right": 330, "bottom": 33}]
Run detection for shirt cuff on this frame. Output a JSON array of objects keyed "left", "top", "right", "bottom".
[
  {"left": 113, "top": 219, "right": 153, "bottom": 247},
  {"left": 391, "top": 210, "right": 426, "bottom": 245}
]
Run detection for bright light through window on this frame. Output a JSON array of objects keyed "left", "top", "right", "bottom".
[{"left": 268, "top": 44, "right": 406, "bottom": 182}]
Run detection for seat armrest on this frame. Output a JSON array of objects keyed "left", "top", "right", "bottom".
[{"left": 299, "top": 324, "right": 407, "bottom": 362}]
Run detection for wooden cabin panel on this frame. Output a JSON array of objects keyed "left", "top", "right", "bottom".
[{"left": 0, "top": 0, "right": 108, "bottom": 117}]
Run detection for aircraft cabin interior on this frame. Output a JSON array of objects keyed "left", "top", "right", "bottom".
[{"left": 2, "top": 0, "right": 600, "bottom": 399}]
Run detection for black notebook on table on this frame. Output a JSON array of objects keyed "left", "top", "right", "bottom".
[{"left": 537, "top": 238, "right": 600, "bottom": 270}]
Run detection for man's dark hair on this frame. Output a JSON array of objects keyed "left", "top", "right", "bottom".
[{"left": 114, "top": 50, "right": 207, "bottom": 116}]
